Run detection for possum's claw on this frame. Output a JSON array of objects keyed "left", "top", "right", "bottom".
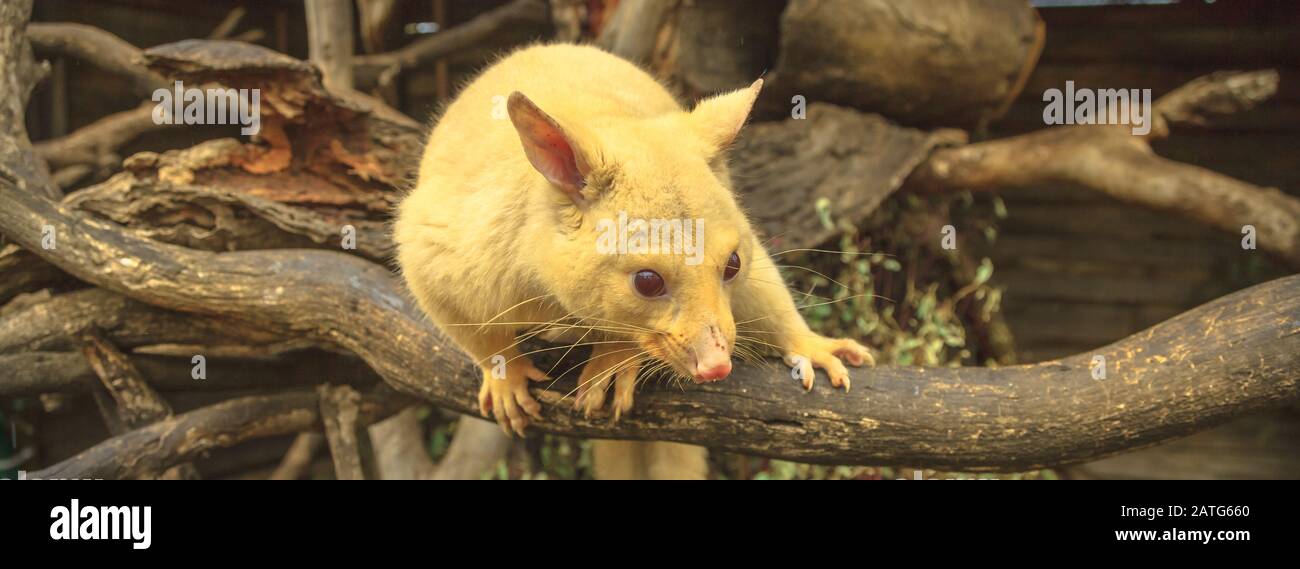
[
  {"left": 477, "top": 357, "right": 546, "bottom": 436},
  {"left": 610, "top": 360, "right": 640, "bottom": 422},
  {"left": 782, "top": 335, "right": 874, "bottom": 392}
]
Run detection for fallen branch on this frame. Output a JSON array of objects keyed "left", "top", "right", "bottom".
[
  {"left": 0, "top": 288, "right": 380, "bottom": 397},
  {"left": 596, "top": 0, "right": 679, "bottom": 63},
  {"left": 0, "top": 350, "right": 379, "bottom": 397},
  {"left": 30, "top": 388, "right": 408, "bottom": 479},
  {"left": 907, "top": 70, "right": 1300, "bottom": 269},
  {"left": 27, "top": 22, "right": 166, "bottom": 95},
  {"left": 305, "top": 0, "right": 355, "bottom": 91},
  {"left": 269, "top": 432, "right": 324, "bottom": 480},
  {"left": 78, "top": 328, "right": 200, "bottom": 479},
  {"left": 34, "top": 103, "right": 169, "bottom": 171},
  {"left": 1152, "top": 70, "right": 1281, "bottom": 135},
  {"left": 23, "top": 20, "right": 159, "bottom": 184},
  {"left": 0, "top": 1, "right": 56, "bottom": 200},
  {"left": 0, "top": 288, "right": 292, "bottom": 356},
  {"left": 0, "top": 244, "right": 67, "bottom": 306},
  {"left": 78, "top": 328, "right": 172, "bottom": 427},
  {"left": 351, "top": 0, "right": 551, "bottom": 91},
  {"left": 318, "top": 383, "right": 368, "bottom": 480}
]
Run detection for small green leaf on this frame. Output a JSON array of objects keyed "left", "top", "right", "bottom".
[
  {"left": 973, "top": 258, "right": 993, "bottom": 286},
  {"left": 815, "top": 197, "right": 834, "bottom": 230}
]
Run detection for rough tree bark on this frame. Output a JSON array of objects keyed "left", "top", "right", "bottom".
[
  {"left": 0, "top": 287, "right": 382, "bottom": 397},
  {"left": 78, "top": 327, "right": 201, "bottom": 479},
  {"left": 0, "top": 1, "right": 56, "bottom": 200},
  {"left": 30, "top": 387, "right": 409, "bottom": 479},
  {"left": 305, "top": 0, "right": 355, "bottom": 91}
]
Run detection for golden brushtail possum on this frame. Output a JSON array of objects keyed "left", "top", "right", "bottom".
[{"left": 394, "top": 44, "right": 873, "bottom": 479}]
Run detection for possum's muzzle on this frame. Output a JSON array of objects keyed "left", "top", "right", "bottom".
[{"left": 687, "top": 323, "right": 731, "bottom": 382}]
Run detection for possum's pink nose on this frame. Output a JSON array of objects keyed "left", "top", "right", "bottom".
[
  {"left": 693, "top": 360, "right": 732, "bottom": 382},
  {"left": 690, "top": 323, "right": 732, "bottom": 382}
]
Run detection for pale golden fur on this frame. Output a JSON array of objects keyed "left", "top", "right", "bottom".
[{"left": 394, "top": 44, "right": 872, "bottom": 479}]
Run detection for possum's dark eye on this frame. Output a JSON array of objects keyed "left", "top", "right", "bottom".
[
  {"left": 633, "top": 270, "right": 667, "bottom": 298},
  {"left": 723, "top": 251, "right": 741, "bottom": 281}
]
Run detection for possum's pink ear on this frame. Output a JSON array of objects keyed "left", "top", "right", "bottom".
[
  {"left": 689, "top": 79, "right": 763, "bottom": 152},
  {"left": 507, "top": 92, "right": 593, "bottom": 205}
]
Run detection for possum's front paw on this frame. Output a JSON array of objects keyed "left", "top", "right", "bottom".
[
  {"left": 477, "top": 357, "right": 550, "bottom": 436},
  {"left": 574, "top": 345, "right": 642, "bottom": 422},
  {"left": 782, "top": 335, "right": 874, "bottom": 392}
]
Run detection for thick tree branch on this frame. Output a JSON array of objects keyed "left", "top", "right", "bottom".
[
  {"left": 0, "top": 288, "right": 293, "bottom": 356},
  {"left": 27, "top": 22, "right": 166, "bottom": 95},
  {"left": 907, "top": 70, "right": 1300, "bottom": 269},
  {"left": 305, "top": 0, "right": 355, "bottom": 91},
  {"left": 351, "top": 0, "right": 551, "bottom": 91},
  {"left": 2, "top": 164, "right": 1297, "bottom": 468},
  {"left": 34, "top": 103, "right": 170, "bottom": 171},
  {"left": 269, "top": 432, "right": 324, "bottom": 480},
  {"left": 1152, "top": 69, "right": 1280, "bottom": 135},
  {"left": 30, "top": 388, "right": 409, "bottom": 479},
  {"left": 0, "top": 1, "right": 57, "bottom": 199},
  {"left": 78, "top": 327, "right": 201, "bottom": 479},
  {"left": 0, "top": 244, "right": 67, "bottom": 306},
  {"left": 0, "top": 350, "right": 379, "bottom": 397},
  {"left": 24, "top": 23, "right": 175, "bottom": 183},
  {"left": 596, "top": 0, "right": 679, "bottom": 63},
  {"left": 78, "top": 327, "right": 172, "bottom": 427},
  {"left": 0, "top": 288, "right": 381, "bottom": 397},
  {"left": 317, "top": 383, "right": 368, "bottom": 480}
]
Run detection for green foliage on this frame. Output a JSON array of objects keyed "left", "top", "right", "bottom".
[{"left": 792, "top": 191, "right": 1003, "bottom": 369}]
